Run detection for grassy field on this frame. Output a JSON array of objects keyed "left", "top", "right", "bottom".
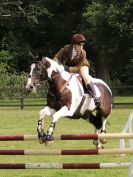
[{"left": 0, "top": 106, "right": 132, "bottom": 177}]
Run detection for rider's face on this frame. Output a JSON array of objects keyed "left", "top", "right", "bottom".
[{"left": 74, "top": 43, "right": 84, "bottom": 53}]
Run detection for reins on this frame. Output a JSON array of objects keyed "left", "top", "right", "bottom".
[
  {"left": 59, "top": 74, "right": 73, "bottom": 93},
  {"left": 50, "top": 70, "right": 74, "bottom": 93}
]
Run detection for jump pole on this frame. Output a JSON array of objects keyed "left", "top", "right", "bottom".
[
  {"left": 0, "top": 148, "right": 133, "bottom": 155},
  {"left": 0, "top": 162, "right": 130, "bottom": 169},
  {"left": 1, "top": 133, "right": 133, "bottom": 141}
]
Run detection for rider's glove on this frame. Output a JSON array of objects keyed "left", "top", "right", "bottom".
[{"left": 64, "top": 64, "right": 69, "bottom": 72}]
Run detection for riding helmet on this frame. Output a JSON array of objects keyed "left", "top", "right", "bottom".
[{"left": 71, "top": 34, "right": 86, "bottom": 44}]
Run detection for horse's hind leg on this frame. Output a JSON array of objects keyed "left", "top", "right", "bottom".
[
  {"left": 88, "top": 111, "right": 108, "bottom": 149},
  {"left": 99, "top": 116, "right": 108, "bottom": 144},
  {"left": 93, "top": 128, "right": 104, "bottom": 149},
  {"left": 94, "top": 116, "right": 108, "bottom": 149},
  {"left": 37, "top": 106, "right": 56, "bottom": 144},
  {"left": 86, "top": 111, "right": 104, "bottom": 149}
]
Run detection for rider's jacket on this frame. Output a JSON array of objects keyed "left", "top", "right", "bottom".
[{"left": 53, "top": 44, "right": 90, "bottom": 73}]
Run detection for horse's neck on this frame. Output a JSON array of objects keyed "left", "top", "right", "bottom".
[
  {"left": 52, "top": 71, "right": 67, "bottom": 92},
  {"left": 45, "top": 57, "right": 63, "bottom": 73},
  {"left": 44, "top": 57, "right": 85, "bottom": 95}
]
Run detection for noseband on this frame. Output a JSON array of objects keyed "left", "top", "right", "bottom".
[{"left": 30, "top": 63, "right": 48, "bottom": 87}]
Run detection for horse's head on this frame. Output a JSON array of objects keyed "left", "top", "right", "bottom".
[
  {"left": 25, "top": 59, "right": 49, "bottom": 93},
  {"left": 25, "top": 54, "right": 65, "bottom": 93}
]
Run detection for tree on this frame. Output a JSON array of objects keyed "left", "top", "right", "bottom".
[
  {"left": 1, "top": 0, "right": 132, "bottom": 85},
  {"left": 0, "top": 0, "right": 89, "bottom": 72},
  {"left": 82, "top": 0, "right": 133, "bottom": 84}
]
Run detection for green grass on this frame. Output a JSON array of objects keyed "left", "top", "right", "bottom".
[
  {"left": 114, "top": 96, "right": 133, "bottom": 103},
  {"left": 0, "top": 106, "right": 132, "bottom": 177}
]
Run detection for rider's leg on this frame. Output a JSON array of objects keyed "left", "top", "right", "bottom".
[{"left": 79, "top": 66, "right": 101, "bottom": 106}]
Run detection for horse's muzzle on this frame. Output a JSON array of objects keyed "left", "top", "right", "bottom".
[{"left": 24, "top": 86, "right": 33, "bottom": 95}]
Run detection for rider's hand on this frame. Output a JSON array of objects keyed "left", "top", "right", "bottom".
[{"left": 64, "top": 64, "right": 69, "bottom": 72}]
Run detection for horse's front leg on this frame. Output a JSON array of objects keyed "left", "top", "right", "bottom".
[
  {"left": 37, "top": 106, "right": 56, "bottom": 144},
  {"left": 46, "top": 106, "right": 70, "bottom": 143}
]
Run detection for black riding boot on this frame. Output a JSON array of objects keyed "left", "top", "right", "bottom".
[{"left": 87, "top": 82, "right": 101, "bottom": 107}]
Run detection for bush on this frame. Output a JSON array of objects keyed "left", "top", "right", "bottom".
[
  {"left": 0, "top": 62, "right": 48, "bottom": 96},
  {"left": 0, "top": 62, "right": 28, "bottom": 96}
]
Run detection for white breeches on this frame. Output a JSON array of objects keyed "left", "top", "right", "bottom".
[{"left": 79, "top": 66, "right": 92, "bottom": 85}]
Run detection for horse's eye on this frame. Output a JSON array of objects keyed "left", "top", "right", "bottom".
[
  {"left": 35, "top": 69, "right": 42, "bottom": 75},
  {"left": 37, "top": 63, "right": 42, "bottom": 69}
]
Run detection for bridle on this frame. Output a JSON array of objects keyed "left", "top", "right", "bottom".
[{"left": 29, "top": 62, "right": 47, "bottom": 87}]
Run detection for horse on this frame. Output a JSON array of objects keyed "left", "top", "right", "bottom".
[{"left": 25, "top": 55, "right": 112, "bottom": 148}]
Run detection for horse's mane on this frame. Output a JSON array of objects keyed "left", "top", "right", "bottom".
[
  {"left": 42, "top": 57, "right": 72, "bottom": 81},
  {"left": 43, "top": 57, "right": 64, "bottom": 73}
]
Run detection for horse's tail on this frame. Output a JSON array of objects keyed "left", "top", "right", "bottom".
[{"left": 88, "top": 111, "right": 102, "bottom": 129}]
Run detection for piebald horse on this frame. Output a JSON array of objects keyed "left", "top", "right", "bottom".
[{"left": 25, "top": 56, "right": 112, "bottom": 148}]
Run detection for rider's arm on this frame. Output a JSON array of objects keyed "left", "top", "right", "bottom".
[{"left": 53, "top": 47, "right": 65, "bottom": 64}]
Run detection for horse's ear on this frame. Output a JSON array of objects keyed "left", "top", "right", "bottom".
[
  {"left": 41, "top": 57, "right": 46, "bottom": 64},
  {"left": 38, "top": 51, "right": 42, "bottom": 60},
  {"left": 28, "top": 51, "right": 35, "bottom": 59}
]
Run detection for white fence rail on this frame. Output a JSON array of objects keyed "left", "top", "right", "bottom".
[{"left": 120, "top": 111, "right": 133, "bottom": 148}]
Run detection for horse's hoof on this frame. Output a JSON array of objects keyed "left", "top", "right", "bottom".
[
  {"left": 97, "top": 144, "right": 104, "bottom": 149},
  {"left": 46, "top": 134, "right": 54, "bottom": 141},
  {"left": 37, "top": 131, "right": 47, "bottom": 144},
  {"left": 38, "top": 135, "right": 47, "bottom": 144},
  {"left": 93, "top": 140, "right": 104, "bottom": 149},
  {"left": 100, "top": 139, "right": 107, "bottom": 144},
  {"left": 38, "top": 138, "right": 46, "bottom": 144},
  {"left": 93, "top": 140, "right": 98, "bottom": 146},
  {"left": 44, "top": 134, "right": 54, "bottom": 146},
  {"left": 45, "top": 140, "right": 54, "bottom": 146}
]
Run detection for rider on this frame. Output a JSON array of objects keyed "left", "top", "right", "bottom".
[{"left": 53, "top": 33, "right": 101, "bottom": 107}]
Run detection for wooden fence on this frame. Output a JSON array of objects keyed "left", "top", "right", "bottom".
[{"left": 0, "top": 86, "right": 133, "bottom": 109}]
